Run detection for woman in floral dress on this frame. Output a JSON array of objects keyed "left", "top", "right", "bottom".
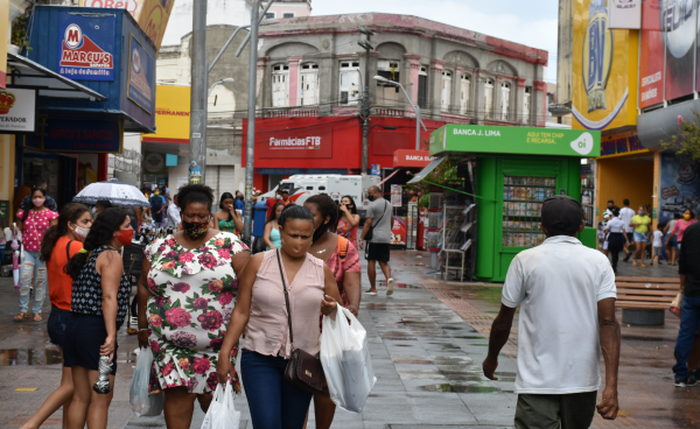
[{"left": 137, "top": 185, "right": 249, "bottom": 429}]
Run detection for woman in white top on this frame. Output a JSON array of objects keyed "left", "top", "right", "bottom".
[{"left": 604, "top": 206, "right": 628, "bottom": 274}]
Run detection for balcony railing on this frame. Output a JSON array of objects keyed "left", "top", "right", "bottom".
[{"left": 260, "top": 107, "right": 320, "bottom": 119}]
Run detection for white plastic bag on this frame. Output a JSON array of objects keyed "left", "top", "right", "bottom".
[
  {"left": 129, "top": 348, "right": 164, "bottom": 417},
  {"left": 320, "top": 306, "right": 377, "bottom": 413},
  {"left": 201, "top": 382, "right": 240, "bottom": 429}
]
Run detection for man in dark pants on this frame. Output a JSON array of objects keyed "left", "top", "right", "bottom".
[
  {"left": 483, "top": 195, "right": 620, "bottom": 428},
  {"left": 360, "top": 186, "right": 394, "bottom": 296},
  {"left": 674, "top": 220, "right": 700, "bottom": 387}
]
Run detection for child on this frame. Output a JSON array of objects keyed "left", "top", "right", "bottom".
[{"left": 652, "top": 224, "right": 664, "bottom": 265}]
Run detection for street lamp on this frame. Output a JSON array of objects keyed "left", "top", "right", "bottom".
[
  {"left": 373, "top": 76, "right": 427, "bottom": 150},
  {"left": 208, "top": 77, "right": 235, "bottom": 97}
]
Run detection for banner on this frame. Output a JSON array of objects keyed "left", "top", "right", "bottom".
[
  {"left": 608, "top": 0, "right": 641, "bottom": 29},
  {"left": 142, "top": 85, "right": 190, "bottom": 144},
  {"left": 0, "top": 0, "right": 8, "bottom": 89},
  {"left": 664, "top": 0, "right": 696, "bottom": 100},
  {"left": 57, "top": 12, "right": 116, "bottom": 81},
  {"left": 639, "top": 0, "right": 664, "bottom": 108},
  {"left": 0, "top": 88, "right": 36, "bottom": 133},
  {"left": 391, "top": 184, "right": 402, "bottom": 207},
  {"left": 127, "top": 34, "right": 155, "bottom": 114},
  {"left": 599, "top": 130, "right": 649, "bottom": 158},
  {"left": 659, "top": 152, "right": 700, "bottom": 225}
]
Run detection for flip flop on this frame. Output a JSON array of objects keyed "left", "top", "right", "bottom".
[
  {"left": 33, "top": 313, "right": 42, "bottom": 322},
  {"left": 14, "top": 312, "right": 26, "bottom": 321}
]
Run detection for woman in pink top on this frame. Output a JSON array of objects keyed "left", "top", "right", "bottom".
[
  {"left": 337, "top": 195, "right": 360, "bottom": 248},
  {"left": 15, "top": 187, "right": 58, "bottom": 322},
  {"left": 217, "top": 205, "right": 341, "bottom": 429},
  {"left": 666, "top": 208, "right": 696, "bottom": 251}
]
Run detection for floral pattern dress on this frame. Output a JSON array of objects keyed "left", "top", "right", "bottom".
[{"left": 144, "top": 232, "right": 248, "bottom": 395}]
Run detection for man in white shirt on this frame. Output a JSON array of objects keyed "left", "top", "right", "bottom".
[
  {"left": 166, "top": 194, "right": 181, "bottom": 229},
  {"left": 619, "top": 198, "right": 635, "bottom": 261},
  {"left": 483, "top": 195, "right": 620, "bottom": 428}
]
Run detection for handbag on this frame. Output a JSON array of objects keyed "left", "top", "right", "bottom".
[
  {"left": 275, "top": 249, "right": 325, "bottom": 394},
  {"left": 364, "top": 200, "right": 388, "bottom": 242}
]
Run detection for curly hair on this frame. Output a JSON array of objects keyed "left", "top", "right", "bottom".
[
  {"left": 178, "top": 184, "right": 214, "bottom": 212},
  {"left": 65, "top": 207, "right": 127, "bottom": 279},
  {"left": 40, "top": 203, "right": 90, "bottom": 262},
  {"left": 305, "top": 194, "right": 339, "bottom": 233}
]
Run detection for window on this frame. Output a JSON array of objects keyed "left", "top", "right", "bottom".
[
  {"left": 339, "top": 61, "right": 360, "bottom": 105},
  {"left": 460, "top": 74, "right": 471, "bottom": 115},
  {"left": 376, "top": 60, "right": 401, "bottom": 106},
  {"left": 283, "top": 12, "right": 294, "bottom": 18},
  {"left": 418, "top": 66, "right": 428, "bottom": 109},
  {"left": 500, "top": 82, "right": 511, "bottom": 121},
  {"left": 484, "top": 79, "right": 494, "bottom": 119},
  {"left": 441, "top": 71, "right": 452, "bottom": 112},
  {"left": 523, "top": 86, "right": 532, "bottom": 124},
  {"left": 299, "top": 63, "right": 319, "bottom": 106},
  {"left": 272, "top": 64, "right": 289, "bottom": 108},
  {"left": 265, "top": 12, "right": 275, "bottom": 19}
]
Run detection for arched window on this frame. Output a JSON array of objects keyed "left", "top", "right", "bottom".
[
  {"left": 500, "top": 82, "right": 511, "bottom": 121},
  {"left": 299, "top": 63, "right": 319, "bottom": 106},
  {"left": 441, "top": 70, "right": 452, "bottom": 112},
  {"left": 272, "top": 64, "right": 289, "bottom": 108},
  {"left": 484, "top": 79, "right": 494, "bottom": 119},
  {"left": 376, "top": 60, "right": 401, "bottom": 106},
  {"left": 460, "top": 74, "right": 471, "bottom": 115}
]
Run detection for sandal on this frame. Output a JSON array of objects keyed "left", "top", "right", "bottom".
[
  {"left": 14, "top": 312, "right": 27, "bottom": 321},
  {"left": 32, "top": 313, "right": 42, "bottom": 322}
]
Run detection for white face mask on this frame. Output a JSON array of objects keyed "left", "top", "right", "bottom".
[{"left": 73, "top": 225, "right": 90, "bottom": 242}]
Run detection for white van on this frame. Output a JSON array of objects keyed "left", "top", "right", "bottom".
[{"left": 259, "top": 174, "right": 381, "bottom": 216}]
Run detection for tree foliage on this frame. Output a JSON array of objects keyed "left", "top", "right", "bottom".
[
  {"left": 404, "top": 157, "right": 462, "bottom": 208},
  {"left": 661, "top": 112, "right": 700, "bottom": 161}
]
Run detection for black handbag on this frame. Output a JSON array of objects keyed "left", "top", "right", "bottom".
[
  {"left": 364, "top": 200, "right": 388, "bottom": 242},
  {"left": 275, "top": 249, "right": 325, "bottom": 394}
]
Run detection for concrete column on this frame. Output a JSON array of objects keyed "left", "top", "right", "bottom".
[
  {"left": 474, "top": 69, "right": 483, "bottom": 122},
  {"left": 404, "top": 54, "right": 422, "bottom": 106},
  {"left": 494, "top": 77, "right": 503, "bottom": 122},
  {"left": 534, "top": 80, "right": 547, "bottom": 127},
  {"left": 257, "top": 57, "right": 269, "bottom": 109},
  {"left": 515, "top": 77, "right": 527, "bottom": 124},
  {"left": 453, "top": 66, "right": 464, "bottom": 114},
  {"left": 288, "top": 56, "right": 302, "bottom": 107},
  {"left": 318, "top": 56, "right": 334, "bottom": 116},
  {"left": 430, "top": 59, "right": 446, "bottom": 117}
]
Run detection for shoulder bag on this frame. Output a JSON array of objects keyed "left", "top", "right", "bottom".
[
  {"left": 364, "top": 200, "right": 388, "bottom": 242},
  {"left": 275, "top": 249, "right": 325, "bottom": 394}
]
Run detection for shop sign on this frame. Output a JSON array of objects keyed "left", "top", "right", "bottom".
[
  {"left": 144, "top": 152, "right": 165, "bottom": 173},
  {"left": 127, "top": 34, "right": 155, "bottom": 114},
  {"left": 599, "top": 131, "right": 647, "bottom": 158},
  {"left": 639, "top": 0, "right": 664, "bottom": 108},
  {"left": 306, "top": 169, "right": 347, "bottom": 175},
  {"left": 142, "top": 85, "right": 190, "bottom": 144},
  {"left": 430, "top": 125, "right": 601, "bottom": 158},
  {"left": 0, "top": 0, "right": 8, "bottom": 89},
  {"left": 393, "top": 149, "right": 435, "bottom": 168},
  {"left": 258, "top": 129, "right": 332, "bottom": 159},
  {"left": 391, "top": 184, "right": 402, "bottom": 207},
  {"left": 659, "top": 152, "right": 700, "bottom": 224},
  {"left": 58, "top": 12, "right": 115, "bottom": 81},
  {"left": 0, "top": 88, "right": 37, "bottom": 133},
  {"left": 24, "top": 118, "right": 123, "bottom": 153},
  {"left": 572, "top": 0, "right": 636, "bottom": 130},
  {"left": 608, "top": 0, "right": 641, "bottom": 29},
  {"left": 259, "top": 168, "right": 304, "bottom": 175}
]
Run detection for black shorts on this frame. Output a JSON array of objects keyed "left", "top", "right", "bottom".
[
  {"left": 47, "top": 306, "right": 71, "bottom": 349},
  {"left": 626, "top": 232, "right": 634, "bottom": 243},
  {"left": 365, "top": 242, "right": 391, "bottom": 262},
  {"left": 63, "top": 313, "right": 118, "bottom": 376}
]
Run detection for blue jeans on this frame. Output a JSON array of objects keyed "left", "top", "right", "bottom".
[
  {"left": 19, "top": 250, "right": 47, "bottom": 314},
  {"left": 241, "top": 349, "right": 313, "bottom": 429},
  {"left": 673, "top": 294, "right": 700, "bottom": 379}
]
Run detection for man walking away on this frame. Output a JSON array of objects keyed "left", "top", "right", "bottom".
[
  {"left": 673, "top": 220, "right": 700, "bottom": 387},
  {"left": 483, "top": 195, "right": 620, "bottom": 428},
  {"left": 360, "top": 186, "right": 395, "bottom": 296},
  {"left": 620, "top": 199, "right": 635, "bottom": 261}
]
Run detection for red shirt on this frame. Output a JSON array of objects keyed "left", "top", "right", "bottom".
[
  {"left": 47, "top": 236, "right": 84, "bottom": 311},
  {"left": 266, "top": 197, "right": 277, "bottom": 219}
]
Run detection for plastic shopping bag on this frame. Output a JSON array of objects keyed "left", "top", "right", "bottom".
[
  {"left": 670, "top": 293, "right": 682, "bottom": 318},
  {"left": 129, "top": 348, "right": 164, "bottom": 417},
  {"left": 320, "top": 306, "right": 377, "bottom": 413},
  {"left": 201, "top": 382, "right": 240, "bottom": 429}
]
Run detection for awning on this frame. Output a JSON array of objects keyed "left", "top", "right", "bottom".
[
  {"left": 7, "top": 52, "right": 107, "bottom": 101},
  {"left": 407, "top": 156, "right": 448, "bottom": 184},
  {"left": 378, "top": 168, "right": 402, "bottom": 186}
]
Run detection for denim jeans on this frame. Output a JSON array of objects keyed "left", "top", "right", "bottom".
[
  {"left": 19, "top": 250, "right": 47, "bottom": 314},
  {"left": 240, "top": 349, "right": 313, "bottom": 429},
  {"left": 673, "top": 294, "right": 700, "bottom": 379}
]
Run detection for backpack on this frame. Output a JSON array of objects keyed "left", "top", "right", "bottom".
[
  {"left": 337, "top": 235, "right": 349, "bottom": 263},
  {"left": 151, "top": 195, "right": 164, "bottom": 213}
]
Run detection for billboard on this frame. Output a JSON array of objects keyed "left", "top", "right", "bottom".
[
  {"left": 659, "top": 152, "right": 700, "bottom": 225},
  {"left": 664, "top": 0, "right": 696, "bottom": 100},
  {"left": 142, "top": 85, "right": 191, "bottom": 144},
  {"left": 57, "top": 12, "right": 116, "bottom": 81},
  {"left": 572, "top": 0, "right": 637, "bottom": 130},
  {"left": 127, "top": 34, "right": 155, "bottom": 114},
  {"left": 639, "top": 0, "right": 664, "bottom": 108}
]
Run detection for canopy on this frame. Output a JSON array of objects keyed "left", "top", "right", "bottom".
[{"left": 407, "top": 157, "right": 448, "bottom": 184}]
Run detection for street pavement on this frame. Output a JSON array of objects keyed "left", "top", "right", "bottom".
[{"left": 0, "top": 247, "right": 698, "bottom": 428}]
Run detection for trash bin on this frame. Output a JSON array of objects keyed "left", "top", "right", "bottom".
[{"left": 253, "top": 201, "right": 268, "bottom": 237}]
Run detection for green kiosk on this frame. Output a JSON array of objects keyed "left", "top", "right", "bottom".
[{"left": 415, "top": 125, "right": 601, "bottom": 283}]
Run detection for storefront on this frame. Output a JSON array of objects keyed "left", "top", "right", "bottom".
[{"left": 416, "top": 124, "right": 601, "bottom": 282}]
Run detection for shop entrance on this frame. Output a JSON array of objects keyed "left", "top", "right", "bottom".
[
  {"left": 22, "top": 153, "right": 77, "bottom": 208},
  {"left": 596, "top": 155, "right": 654, "bottom": 225}
]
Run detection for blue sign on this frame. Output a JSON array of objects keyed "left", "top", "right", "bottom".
[
  {"left": 259, "top": 168, "right": 304, "bottom": 175},
  {"left": 57, "top": 12, "right": 115, "bottom": 81},
  {"left": 127, "top": 34, "right": 155, "bottom": 114},
  {"left": 306, "top": 169, "right": 347, "bottom": 175},
  {"left": 24, "top": 118, "right": 123, "bottom": 153},
  {"left": 371, "top": 164, "right": 381, "bottom": 176}
]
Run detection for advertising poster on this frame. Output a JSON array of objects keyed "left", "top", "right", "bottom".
[
  {"left": 390, "top": 217, "right": 407, "bottom": 246},
  {"left": 57, "top": 12, "right": 115, "bottom": 81},
  {"left": 572, "top": 0, "right": 636, "bottom": 131},
  {"left": 664, "top": 0, "right": 696, "bottom": 100},
  {"left": 391, "top": 184, "right": 402, "bottom": 207},
  {"left": 639, "top": 0, "right": 664, "bottom": 108},
  {"left": 128, "top": 35, "right": 155, "bottom": 114},
  {"left": 658, "top": 152, "right": 700, "bottom": 225},
  {"left": 0, "top": 88, "right": 36, "bottom": 133}
]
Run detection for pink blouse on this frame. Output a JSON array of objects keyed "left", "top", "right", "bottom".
[
  {"left": 244, "top": 250, "right": 325, "bottom": 358},
  {"left": 16, "top": 209, "right": 58, "bottom": 251},
  {"left": 671, "top": 219, "right": 696, "bottom": 242}
]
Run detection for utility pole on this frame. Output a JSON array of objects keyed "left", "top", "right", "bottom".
[
  {"left": 189, "top": 0, "right": 207, "bottom": 184},
  {"left": 358, "top": 27, "right": 374, "bottom": 175}
]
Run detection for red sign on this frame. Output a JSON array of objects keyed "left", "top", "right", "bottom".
[
  {"left": 393, "top": 150, "right": 435, "bottom": 168},
  {"left": 639, "top": 0, "right": 663, "bottom": 108},
  {"left": 257, "top": 128, "right": 333, "bottom": 159}
]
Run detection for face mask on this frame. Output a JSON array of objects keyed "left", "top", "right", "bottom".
[
  {"left": 116, "top": 228, "right": 134, "bottom": 246},
  {"left": 368, "top": 194, "right": 376, "bottom": 202},
  {"left": 684, "top": 214, "right": 692, "bottom": 220},
  {"left": 639, "top": 212, "right": 646, "bottom": 216},
  {"left": 32, "top": 198, "right": 45, "bottom": 208},
  {"left": 313, "top": 220, "right": 328, "bottom": 243},
  {"left": 183, "top": 220, "right": 209, "bottom": 240},
  {"left": 73, "top": 225, "right": 90, "bottom": 242}
]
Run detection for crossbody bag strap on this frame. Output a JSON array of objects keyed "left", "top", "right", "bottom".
[
  {"left": 66, "top": 240, "right": 74, "bottom": 260},
  {"left": 371, "top": 200, "right": 388, "bottom": 228},
  {"left": 275, "top": 249, "right": 294, "bottom": 348}
]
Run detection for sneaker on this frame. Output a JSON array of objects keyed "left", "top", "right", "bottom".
[
  {"left": 690, "top": 369, "right": 700, "bottom": 381},
  {"left": 675, "top": 376, "right": 697, "bottom": 387},
  {"left": 365, "top": 289, "right": 378, "bottom": 296},
  {"left": 386, "top": 278, "right": 395, "bottom": 296}
]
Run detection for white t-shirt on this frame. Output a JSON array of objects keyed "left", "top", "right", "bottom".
[
  {"left": 606, "top": 217, "right": 625, "bottom": 233},
  {"left": 502, "top": 235, "right": 617, "bottom": 394},
  {"left": 653, "top": 230, "right": 663, "bottom": 247},
  {"left": 166, "top": 204, "right": 181, "bottom": 228},
  {"left": 619, "top": 207, "right": 635, "bottom": 233}
]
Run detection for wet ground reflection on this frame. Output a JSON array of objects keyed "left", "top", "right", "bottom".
[{"left": 0, "top": 349, "right": 62, "bottom": 366}]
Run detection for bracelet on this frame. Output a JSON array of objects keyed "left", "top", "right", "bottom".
[{"left": 139, "top": 328, "right": 148, "bottom": 332}]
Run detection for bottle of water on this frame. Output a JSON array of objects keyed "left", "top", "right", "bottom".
[{"left": 93, "top": 356, "right": 112, "bottom": 394}]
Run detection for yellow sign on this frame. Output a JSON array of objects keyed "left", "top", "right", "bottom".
[
  {"left": 79, "top": 0, "right": 173, "bottom": 50},
  {"left": 0, "top": 0, "right": 9, "bottom": 89},
  {"left": 572, "top": 0, "right": 638, "bottom": 131},
  {"left": 142, "top": 85, "right": 190, "bottom": 144}
]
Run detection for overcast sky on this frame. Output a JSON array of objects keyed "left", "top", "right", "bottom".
[{"left": 312, "top": 0, "right": 559, "bottom": 81}]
